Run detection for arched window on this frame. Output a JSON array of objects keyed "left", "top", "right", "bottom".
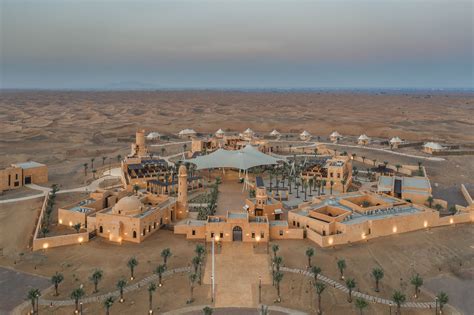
[
  {"left": 143, "top": 228, "right": 146, "bottom": 236},
  {"left": 148, "top": 225, "right": 151, "bottom": 232},
  {"left": 99, "top": 226, "right": 103, "bottom": 233},
  {"left": 133, "top": 231, "right": 137, "bottom": 238}
]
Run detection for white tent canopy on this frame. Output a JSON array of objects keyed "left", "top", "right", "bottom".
[
  {"left": 185, "top": 145, "right": 282, "bottom": 170},
  {"left": 270, "top": 129, "right": 280, "bottom": 136}
]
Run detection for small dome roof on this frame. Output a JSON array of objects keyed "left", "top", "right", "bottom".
[
  {"left": 270, "top": 129, "right": 280, "bottom": 136},
  {"left": 113, "top": 196, "right": 143, "bottom": 215},
  {"left": 358, "top": 134, "right": 370, "bottom": 140},
  {"left": 330, "top": 131, "right": 341, "bottom": 137},
  {"left": 146, "top": 132, "right": 161, "bottom": 139},
  {"left": 215, "top": 128, "right": 224, "bottom": 134},
  {"left": 300, "top": 130, "right": 311, "bottom": 136},
  {"left": 179, "top": 129, "right": 196, "bottom": 135}
]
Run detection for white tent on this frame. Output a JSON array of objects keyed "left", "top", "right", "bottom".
[
  {"left": 423, "top": 142, "right": 444, "bottom": 150},
  {"left": 270, "top": 129, "right": 280, "bottom": 136},
  {"left": 215, "top": 129, "right": 225, "bottom": 136},
  {"left": 185, "top": 145, "right": 282, "bottom": 170},
  {"left": 358, "top": 134, "right": 370, "bottom": 141},
  {"left": 178, "top": 129, "right": 197, "bottom": 137},
  {"left": 389, "top": 136, "right": 402, "bottom": 144},
  {"left": 330, "top": 131, "right": 342, "bottom": 138},
  {"left": 146, "top": 132, "right": 161, "bottom": 140}
]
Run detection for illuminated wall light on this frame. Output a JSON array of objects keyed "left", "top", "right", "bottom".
[
  {"left": 392, "top": 226, "right": 397, "bottom": 233},
  {"left": 328, "top": 237, "right": 334, "bottom": 245},
  {"left": 69, "top": 222, "right": 73, "bottom": 226},
  {"left": 78, "top": 237, "right": 83, "bottom": 243},
  {"left": 423, "top": 221, "right": 428, "bottom": 228},
  {"left": 361, "top": 233, "right": 366, "bottom": 239},
  {"left": 59, "top": 219, "right": 63, "bottom": 224},
  {"left": 449, "top": 218, "right": 454, "bottom": 224},
  {"left": 43, "top": 243, "right": 49, "bottom": 249}
]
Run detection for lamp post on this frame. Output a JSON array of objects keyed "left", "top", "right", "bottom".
[
  {"left": 258, "top": 275, "right": 262, "bottom": 304},
  {"left": 80, "top": 302, "right": 83, "bottom": 315},
  {"left": 389, "top": 302, "right": 392, "bottom": 315},
  {"left": 435, "top": 296, "right": 438, "bottom": 315},
  {"left": 212, "top": 234, "right": 219, "bottom": 303}
]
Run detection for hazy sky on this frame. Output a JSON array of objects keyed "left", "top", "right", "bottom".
[{"left": 1, "top": 0, "right": 473, "bottom": 89}]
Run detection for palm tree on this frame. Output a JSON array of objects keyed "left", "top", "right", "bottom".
[
  {"left": 27, "top": 288, "right": 40, "bottom": 314},
  {"left": 155, "top": 264, "right": 167, "bottom": 286},
  {"left": 361, "top": 156, "right": 366, "bottom": 164},
  {"left": 148, "top": 282, "right": 157, "bottom": 311},
  {"left": 161, "top": 248, "right": 172, "bottom": 266},
  {"left": 273, "top": 256, "right": 283, "bottom": 273},
  {"left": 315, "top": 281, "right": 326, "bottom": 315},
  {"left": 346, "top": 278, "right": 356, "bottom": 302},
  {"left": 330, "top": 180, "right": 334, "bottom": 195},
  {"left": 308, "top": 178, "right": 314, "bottom": 196},
  {"left": 73, "top": 223, "right": 81, "bottom": 233},
  {"left": 273, "top": 271, "right": 283, "bottom": 302},
  {"left": 70, "top": 287, "right": 85, "bottom": 313},
  {"left": 341, "top": 179, "right": 347, "bottom": 193},
  {"left": 392, "top": 290, "right": 406, "bottom": 315},
  {"left": 90, "top": 158, "right": 95, "bottom": 169},
  {"left": 355, "top": 297, "right": 368, "bottom": 315},
  {"left": 102, "top": 156, "right": 107, "bottom": 166},
  {"left": 202, "top": 306, "right": 213, "bottom": 315},
  {"left": 371, "top": 267, "right": 384, "bottom": 292},
  {"left": 51, "top": 272, "right": 64, "bottom": 296},
  {"left": 116, "top": 279, "right": 127, "bottom": 302},
  {"left": 337, "top": 259, "right": 346, "bottom": 280},
  {"left": 427, "top": 196, "right": 434, "bottom": 208},
  {"left": 295, "top": 181, "right": 300, "bottom": 198},
  {"left": 127, "top": 257, "right": 138, "bottom": 280},
  {"left": 321, "top": 179, "right": 326, "bottom": 194},
  {"left": 83, "top": 163, "right": 88, "bottom": 176},
  {"left": 195, "top": 244, "right": 205, "bottom": 259},
  {"left": 437, "top": 291, "right": 449, "bottom": 313},
  {"left": 92, "top": 169, "right": 97, "bottom": 180},
  {"left": 410, "top": 274, "right": 423, "bottom": 299},
  {"left": 372, "top": 159, "right": 377, "bottom": 166},
  {"left": 133, "top": 184, "right": 140, "bottom": 195},
  {"left": 311, "top": 266, "right": 322, "bottom": 283},
  {"left": 395, "top": 164, "right": 401, "bottom": 173},
  {"left": 306, "top": 247, "right": 315, "bottom": 268},
  {"left": 188, "top": 273, "right": 198, "bottom": 303},
  {"left": 435, "top": 204, "right": 443, "bottom": 212},
  {"left": 303, "top": 180, "right": 308, "bottom": 201},
  {"left": 90, "top": 269, "right": 103, "bottom": 293},
  {"left": 104, "top": 296, "right": 115, "bottom": 315}
]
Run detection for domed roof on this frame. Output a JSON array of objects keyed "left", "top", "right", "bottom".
[
  {"left": 113, "top": 196, "right": 143, "bottom": 215},
  {"left": 300, "top": 130, "right": 311, "bottom": 136},
  {"left": 358, "top": 134, "right": 370, "bottom": 140},
  {"left": 330, "top": 131, "right": 341, "bottom": 137}
]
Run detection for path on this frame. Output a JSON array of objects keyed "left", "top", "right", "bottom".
[
  {"left": 161, "top": 305, "right": 307, "bottom": 315},
  {"left": 280, "top": 267, "right": 438, "bottom": 309},
  {"left": 0, "top": 175, "right": 121, "bottom": 204},
  {"left": 289, "top": 141, "right": 445, "bottom": 161},
  {"left": 203, "top": 243, "right": 271, "bottom": 308}
]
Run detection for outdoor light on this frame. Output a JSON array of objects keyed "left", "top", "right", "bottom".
[
  {"left": 78, "top": 237, "right": 83, "bottom": 243},
  {"left": 215, "top": 235, "right": 220, "bottom": 242},
  {"left": 328, "top": 237, "right": 334, "bottom": 245},
  {"left": 256, "top": 235, "right": 261, "bottom": 242},
  {"left": 59, "top": 219, "right": 62, "bottom": 224},
  {"left": 43, "top": 243, "right": 49, "bottom": 249},
  {"left": 149, "top": 310, "right": 153, "bottom": 314},
  {"left": 450, "top": 218, "right": 454, "bottom": 224},
  {"left": 130, "top": 276, "right": 134, "bottom": 280},
  {"left": 392, "top": 226, "right": 397, "bottom": 233},
  {"left": 424, "top": 221, "right": 428, "bottom": 228},
  {"left": 120, "top": 298, "right": 124, "bottom": 303}
]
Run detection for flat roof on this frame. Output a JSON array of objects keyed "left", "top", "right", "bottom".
[
  {"left": 403, "top": 177, "right": 430, "bottom": 190},
  {"left": 343, "top": 206, "right": 422, "bottom": 225},
  {"left": 270, "top": 220, "right": 288, "bottom": 227},
  {"left": 15, "top": 161, "right": 45, "bottom": 169},
  {"left": 228, "top": 212, "right": 247, "bottom": 219}
]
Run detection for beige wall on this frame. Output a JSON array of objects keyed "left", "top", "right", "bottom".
[{"left": 33, "top": 232, "right": 89, "bottom": 251}]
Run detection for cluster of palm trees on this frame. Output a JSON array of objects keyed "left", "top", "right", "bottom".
[
  {"left": 188, "top": 244, "right": 206, "bottom": 303},
  {"left": 197, "top": 178, "right": 220, "bottom": 220},
  {"left": 40, "top": 184, "right": 59, "bottom": 238},
  {"left": 266, "top": 246, "right": 450, "bottom": 315},
  {"left": 82, "top": 155, "right": 123, "bottom": 181},
  {"left": 28, "top": 249, "right": 177, "bottom": 314}
]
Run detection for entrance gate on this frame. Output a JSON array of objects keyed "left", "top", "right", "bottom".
[{"left": 232, "top": 226, "right": 242, "bottom": 241}]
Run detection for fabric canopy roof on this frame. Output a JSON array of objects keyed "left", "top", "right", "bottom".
[{"left": 185, "top": 145, "right": 282, "bottom": 170}]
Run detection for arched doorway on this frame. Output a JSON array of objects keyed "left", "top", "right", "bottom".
[{"left": 232, "top": 226, "right": 242, "bottom": 242}]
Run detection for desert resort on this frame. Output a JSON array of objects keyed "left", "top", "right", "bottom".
[{"left": 2, "top": 128, "right": 473, "bottom": 315}]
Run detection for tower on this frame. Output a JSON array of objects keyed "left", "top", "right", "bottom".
[
  {"left": 177, "top": 164, "right": 188, "bottom": 219},
  {"left": 131, "top": 129, "right": 148, "bottom": 157}
]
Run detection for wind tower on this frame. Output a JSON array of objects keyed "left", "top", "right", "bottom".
[{"left": 131, "top": 129, "right": 148, "bottom": 157}]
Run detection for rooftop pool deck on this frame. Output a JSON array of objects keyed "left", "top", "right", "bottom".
[{"left": 342, "top": 206, "right": 422, "bottom": 225}]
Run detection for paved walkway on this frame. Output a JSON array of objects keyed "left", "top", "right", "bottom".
[
  {"left": 280, "top": 267, "right": 438, "bottom": 309},
  {"left": 289, "top": 141, "right": 445, "bottom": 161},
  {"left": 0, "top": 175, "right": 121, "bottom": 204},
  {"left": 161, "top": 305, "right": 307, "bottom": 315},
  {"left": 38, "top": 267, "right": 191, "bottom": 306}
]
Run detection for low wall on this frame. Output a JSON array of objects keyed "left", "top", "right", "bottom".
[
  {"left": 432, "top": 150, "right": 474, "bottom": 156},
  {"left": 33, "top": 231, "right": 89, "bottom": 251},
  {"left": 270, "top": 227, "right": 303, "bottom": 240}
]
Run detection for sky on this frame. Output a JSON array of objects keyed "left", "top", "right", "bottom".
[{"left": 1, "top": 0, "right": 473, "bottom": 89}]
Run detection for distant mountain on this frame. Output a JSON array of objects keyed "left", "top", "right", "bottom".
[{"left": 102, "top": 81, "right": 160, "bottom": 90}]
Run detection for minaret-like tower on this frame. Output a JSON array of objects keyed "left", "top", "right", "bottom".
[
  {"left": 177, "top": 164, "right": 188, "bottom": 219},
  {"left": 131, "top": 129, "right": 148, "bottom": 157}
]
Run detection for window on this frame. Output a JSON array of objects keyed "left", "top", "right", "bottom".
[
  {"left": 251, "top": 232, "right": 255, "bottom": 238},
  {"left": 322, "top": 230, "right": 326, "bottom": 236},
  {"left": 15, "top": 174, "right": 18, "bottom": 180},
  {"left": 297, "top": 222, "right": 300, "bottom": 227},
  {"left": 133, "top": 231, "right": 137, "bottom": 238},
  {"left": 279, "top": 230, "right": 283, "bottom": 236},
  {"left": 211, "top": 232, "right": 214, "bottom": 238},
  {"left": 330, "top": 172, "right": 333, "bottom": 178},
  {"left": 337, "top": 173, "right": 341, "bottom": 178},
  {"left": 192, "top": 230, "right": 196, "bottom": 236},
  {"left": 260, "top": 232, "right": 264, "bottom": 239},
  {"left": 154, "top": 222, "right": 157, "bottom": 229},
  {"left": 143, "top": 228, "right": 146, "bottom": 236},
  {"left": 293, "top": 220, "right": 296, "bottom": 226},
  {"left": 220, "top": 232, "right": 223, "bottom": 239},
  {"left": 99, "top": 226, "right": 103, "bottom": 233},
  {"left": 148, "top": 225, "right": 151, "bottom": 232}
]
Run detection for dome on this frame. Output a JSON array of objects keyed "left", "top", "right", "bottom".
[
  {"left": 390, "top": 136, "right": 402, "bottom": 144},
  {"left": 215, "top": 128, "right": 224, "bottom": 135},
  {"left": 300, "top": 130, "right": 311, "bottom": 136},
  {"left": 113, "top": 196, "right": 143, "bottom": 215},
  {"left": 330, "top": 131, "right": 341, "bottom": 138},
  {"left": 424, "top": 142, "right": 444, "bottom": 150},
  {"left": 270, "top": 129, "right": 280, "bottom": 136},
  {"left": 358, "top": 134, "right": 370, "bottom": 140}
]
